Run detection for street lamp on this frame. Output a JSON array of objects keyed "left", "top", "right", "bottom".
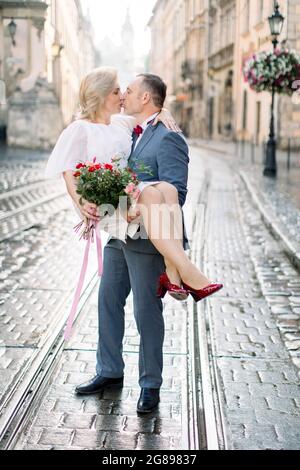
[
  {"left": 268, "top": 2, "right": 285, "bottom": 44},
  {"left": 263, "top": 1, "right": 285, "bottom": 177},
  {"left": 8, "top": 19, "right": 17, "bottom": 47}
]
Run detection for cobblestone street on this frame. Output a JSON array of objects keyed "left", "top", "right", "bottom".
[{"left": 0, "top": 144, "right": 300, "bottom": 450}]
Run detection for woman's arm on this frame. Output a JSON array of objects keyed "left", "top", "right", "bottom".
[
  {"left": 63, "top": 170, "right": 100, "bottom": 222},
  {"left": 45, "top": 121, "right": 87, "bottom": 179},
  {"left": 112, "top": 110, "right": 181, "bottom": 133}
]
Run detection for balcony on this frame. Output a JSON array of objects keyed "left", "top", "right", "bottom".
[{"left": 208, "top": 43, "right": 234, "bottom": 70}]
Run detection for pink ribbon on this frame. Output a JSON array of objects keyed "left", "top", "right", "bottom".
[{"left": 64, "top": 220, "right": 103, "bottom": 341}]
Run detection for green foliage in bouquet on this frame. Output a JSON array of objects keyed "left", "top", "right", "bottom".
[
  {"left": 243, "top": 49, "right": 300, "bottom": 95},
  {"left": 73, "top": 156, "right": 153, "bottom": 209}
]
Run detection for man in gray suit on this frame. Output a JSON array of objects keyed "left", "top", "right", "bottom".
[{"left": 76, "top": 74, "right": 189, "bottom": 414}]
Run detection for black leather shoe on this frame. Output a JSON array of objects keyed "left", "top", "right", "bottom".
[
  {"left": 75, "top": 375, "right": 124, "bottom": 395},
  {"left": 137, "top": 388, "right": 160, "bottom": 414}
]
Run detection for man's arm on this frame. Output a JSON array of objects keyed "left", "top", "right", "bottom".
[{"left": 156, "top": 132, "right": 189, "bottom": 206}]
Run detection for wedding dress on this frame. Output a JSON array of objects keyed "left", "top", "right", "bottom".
[{"left": 45, "top": 114, "right": 160, "bottom": 241}]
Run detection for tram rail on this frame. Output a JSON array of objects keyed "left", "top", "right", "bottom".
[{"left": 0, "top": 180, "right": 67, "bottom": 243}]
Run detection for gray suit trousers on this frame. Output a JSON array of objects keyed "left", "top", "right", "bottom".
[{"left": 96, "top": 240, "right": 166, "bottom": 389}]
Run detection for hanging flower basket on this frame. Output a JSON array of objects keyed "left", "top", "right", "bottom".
[{"left": 243, "top": 49, "right": 300, "bottom": 95}]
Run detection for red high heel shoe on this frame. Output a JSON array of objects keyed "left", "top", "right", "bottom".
[
  {"left": 182, "top": 281, "right": 223, "bottom": 302},
  {"left": 157, "top": 272, "right": 189, "bottom": 301}
]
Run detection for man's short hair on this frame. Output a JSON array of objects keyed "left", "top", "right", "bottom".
[{"left": 137, "top": 73, "right": 167, "bottom": 108}]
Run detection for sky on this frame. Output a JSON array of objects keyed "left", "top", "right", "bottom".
[{"left": 81, "top": 0, "right": 157, "bottom": 58}]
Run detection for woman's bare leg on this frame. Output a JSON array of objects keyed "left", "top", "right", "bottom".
[
  {"left": 150, "top": 183, "right": 183, "bottom": 286},
  {"left": 137, "top": 184, "right": 212, "bottom": 290}
]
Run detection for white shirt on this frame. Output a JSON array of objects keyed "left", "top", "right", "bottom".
[{"left": 133, "top": 112, "right": 159, "bottom": 150}]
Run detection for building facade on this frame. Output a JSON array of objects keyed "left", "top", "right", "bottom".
[
  {"left": 206, "top": 0, "right": 235, "bottom": 140},
  {"left": 0, "top": 0, "right": 98, "bottom": 149},
  {"left": 234, "top": 0, "right": 290, "bottom": 147},
  {"left": 148, "top": 0, "right": 235, "bottom": 138},
  {"left": 148, "top": 0, "right": 300, "bottom": 147},
  {"left": 98, "top": 8, "right": 136, "bottom": 90},
  {"left": 44, "top": 0, "right": 97, "bottom": 126}
]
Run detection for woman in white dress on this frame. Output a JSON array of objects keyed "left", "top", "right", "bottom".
[{"left": 45, "top": 67, "right": 223, "bottom": 302}]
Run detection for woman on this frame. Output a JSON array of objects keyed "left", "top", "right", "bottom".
[{"left": 45, "top": 67, "right": 223, "bottom": 302}]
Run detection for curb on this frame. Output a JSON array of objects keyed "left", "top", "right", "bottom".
[{"left": 240, "top": 170, "right": 300, "bottom": 273}]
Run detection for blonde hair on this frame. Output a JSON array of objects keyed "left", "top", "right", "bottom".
[{"left": 76, "top": 67, "right": 118, "bottom": 121}]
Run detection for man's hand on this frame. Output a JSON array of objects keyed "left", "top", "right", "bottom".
[{"left": 127, "top": 206, "right": 141, "bottom": 224}]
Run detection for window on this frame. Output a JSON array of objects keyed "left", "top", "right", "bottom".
[
  {"left": 208, "top": 97, "right": 214, "bottom": 137},
  {"left": 243, "top": 0, "right": 250, "bottom": 33},
  {"left": 256, "top": 101, "right": 261, "bottom": 143},
  {"left": 0, "top": 80, "right": 6, "bottom": 106},
  {"left": 258, "top": 0, "right": 264, "bottom": 23},
  {"left": 191, "top": 0, "right": 196, "bottom": 19},
  {"left": 51, "top": 0, "right": 56, "bottom": 26}
]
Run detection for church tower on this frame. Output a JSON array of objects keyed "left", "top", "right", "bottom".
[
  {"left": 122, "top": 7, "right": 134, "bottom": 52},
  {"left": 121, "top": 7, "right": 134, "bottom": 75}
]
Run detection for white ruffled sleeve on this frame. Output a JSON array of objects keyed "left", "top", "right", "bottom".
[
  {"left": 45, "top": 120, "right": 87, "bottom": 178},
  {"left": 111, "top": 113, "right": 136, "bottom": 135}
]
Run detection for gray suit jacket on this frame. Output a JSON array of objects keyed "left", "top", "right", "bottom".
[{"left": 108, "top": 122, "right": 190, "bottom": 254}]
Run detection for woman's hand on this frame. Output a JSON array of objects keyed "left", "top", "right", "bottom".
[
  {"left": 78, "top": 200, "right": 100, "bottom": 222},
  {"left": 154, "top": 108, "right": 181, "bottom": 132}
]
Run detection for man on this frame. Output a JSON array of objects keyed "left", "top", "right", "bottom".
[{"left": 75, "top": 74, "right": 189, "bottom": 414}]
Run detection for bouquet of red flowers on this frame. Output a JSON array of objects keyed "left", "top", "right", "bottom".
[
  {"left": 65, "top": 154, "right": 153, "bottom": 341},
  {"left": 73, "top": 154, "right": 152, "bottom": 240},
  {"left": 73, "top": 155, "right": 141, "bottom": 209}
]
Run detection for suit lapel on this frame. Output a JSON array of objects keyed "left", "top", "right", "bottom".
[{"left": 130, "top": 132, "right": 138, "bottom": 155}]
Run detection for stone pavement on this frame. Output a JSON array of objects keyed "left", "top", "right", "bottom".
[
  {"left": 0, "top": 208, "right": 98, "bottom": 408},
  {"left": 1, "top": 143, "right": 300, "bottom": 450},
  {"left": 14, "top": 292, "right": 188, "bottom": 450},
  {"left": 190, "top": 137, "right": 300, "bottom": 208},
  {"left": 0, "top": 143, "right": 49, "bottom": 194},
  {"left": 3, "top": 150, "right": 206, "bottom": 451},
  {"left": 201, "top": 146, "right": 300, "bottom": 449},
  {"left": 0, "top": 151, "right": 98, "bottom": 431},
  {"left": 11, "top": 161, "right": 207, "bottom": 451},
  {"left": 193, "top": 139, "right": 300, "bottom": 370}
]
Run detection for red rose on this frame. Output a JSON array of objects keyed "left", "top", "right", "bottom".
[
  {"left": 104, "top": 164, "right": 113, "bottom": 171},
  {"left": 73, "top": 171, "right": 81, "bottom": 177},
  {"left": 88, "top": 166, "right": 96, "bottom": 172},
  {"left": 94, "top": 164, "right": 101, "bottom": 170},
  {"left": 76, "top": 163, "right": 85, "bottom": 169}
]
